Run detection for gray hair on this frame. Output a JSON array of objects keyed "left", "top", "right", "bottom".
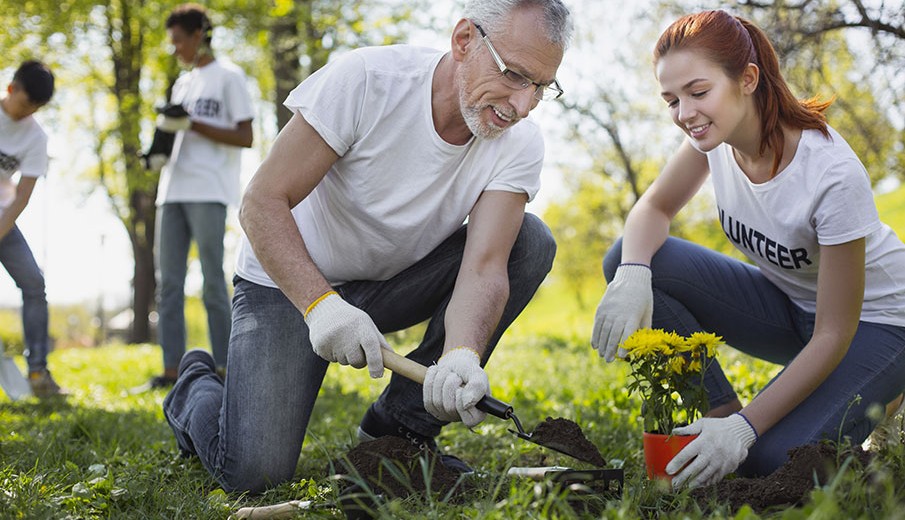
[{"left": 464, "top": 0, "right": 573, "bottom": 49}]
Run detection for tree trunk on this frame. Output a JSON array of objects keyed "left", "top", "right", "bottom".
[{"left": 270, "top": 3, "right": 302, "bottom": 130}]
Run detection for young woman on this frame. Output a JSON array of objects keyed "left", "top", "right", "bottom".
[{"left": 591, "top": 10, "right": 905, "bottom": 488}]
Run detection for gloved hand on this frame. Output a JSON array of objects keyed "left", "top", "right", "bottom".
[
  {"left": 423, "top": 347, "right": 489, "bottom": 428},
  {"left": 303, "top": 292, "right": 389, "bottom": 378},
  {"left": 667, "top": 413, "right": 758, "bottom": 489},
  {"left": 156, "top": 112, "right": 192, "bottom": 133},
  {"left": 591, "top": 264, "right": 653, "bottom": 362}
]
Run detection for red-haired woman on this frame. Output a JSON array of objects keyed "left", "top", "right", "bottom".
[{"left": 591, "top": 10, "right": 905, "bottom": 488}]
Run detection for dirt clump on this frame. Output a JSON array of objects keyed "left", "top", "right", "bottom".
[
  {"left": 691, "top": 442, "right": 872, "bottom": 513},
  {"left": 332, "top": 436, "right": 466, "bottom": 500},
  {"left": 529, "top": 417, "right": 608, "bottom": 467}
]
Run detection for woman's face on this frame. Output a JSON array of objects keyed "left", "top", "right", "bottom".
[{"left": 656, "top": 49, "right": 755, "bottom": 152}]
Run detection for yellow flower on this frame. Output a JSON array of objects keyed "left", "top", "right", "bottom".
[
  {"left": 686, "top": 332, "right": 723, "bottom": 357},
  {"left": 621, "top": 328, "right": 671, "bottom": 357},
  {"left": 687, "top": 359, "right": 702, "bottom": 373},
  {"left": 667, "top": 356, "right": 685, "bottom": 374}
]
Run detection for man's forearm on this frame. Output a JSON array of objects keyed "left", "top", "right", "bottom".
[
  {"left": 443, "top": 268, "right": 510, "bottom": 357},
  {"left": 191, "top": 120, "right": 253, "bottom": 148}
]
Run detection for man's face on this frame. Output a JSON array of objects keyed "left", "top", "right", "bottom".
[
  {"left": 168, "top": 25, "right": 203, "bottom": 65},
  {"left": 2, "top": 84, "right": 43, "bottom": 121},
  {"left": 456, "top": 9, "right": 564, "bottom": 140}
]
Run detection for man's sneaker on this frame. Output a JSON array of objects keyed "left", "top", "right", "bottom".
[
  {"left": 28, "top": 369, "right": 66, "bottom": 398},
  {"left": 865, "top": 395, "right": 905, "bottom": 451},
  {"left": 357, "top": 405, "right": 473, "bottom": 474}
]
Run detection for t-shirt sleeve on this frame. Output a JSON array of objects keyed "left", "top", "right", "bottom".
[
  {"left": 485, "top": 126, "right": 544, "bottom": 202},
  {"left": 19, "top": 131, "right": 48, "bottom": 178},
  {"left": 283, "top": 52, "right": 367, "bottom": 157},
  {"left": 813, "top": 158, "right": 880, "bottom": 245},
  {"left": 225, "top": 70, "right": 255, "bottom": 124}
]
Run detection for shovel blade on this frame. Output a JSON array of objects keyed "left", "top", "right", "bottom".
[{"left": 0, "top": 356, "right": 32, "bottom": 401}]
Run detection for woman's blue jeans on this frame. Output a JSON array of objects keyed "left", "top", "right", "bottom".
[
  {"left": 604, "top": 236, "right": 905, "bottom": 476},
  {"left": 163, "top": 213, "right": 556, "bottom": 492},
  {"left": 0, "top": 225, "right": 49, "bottom": 372}
]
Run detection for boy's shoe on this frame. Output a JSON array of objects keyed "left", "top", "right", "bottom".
[
  {"left": 864, "top": 396, "right": 905, "bottom": 451},
  {"left": 357, "top": 405, "right": 473, "bottom": 474},
  {"left": 28, "top": 369, "right": 67, "bottom": 398}
]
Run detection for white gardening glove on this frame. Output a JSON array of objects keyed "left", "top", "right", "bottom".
[
  {"left": 303, "top": 292, "right": 390, "bottom": 378},
  {"left": 423, "top": 347, "right": 489, "bottom": 428},
  {"left": 591, "top": 264, "right": 653, "bottom": 362},
  {"left": 156, "top": 113, "right": 192, "bottom": 133},
  {"left": 667, "top": 413, "right": 758, "bottom": 489}
]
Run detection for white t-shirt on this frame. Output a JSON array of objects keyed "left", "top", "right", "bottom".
[
  {"left": 236, "top": 45, "right": 544, "bottom": 286},
  {"left": 705, "top": 126, "right": 905, "bottom": 327},
  {"left": 0, "top": 106, "right": 47, "bottom": 209},
  {"left": 157, "top": 59, "right": 255, "bottom": 206}
]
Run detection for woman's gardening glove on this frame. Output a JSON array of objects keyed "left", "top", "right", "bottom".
[
  {"left": 591, "top": 264, "right": 653, "bottom": 362},
  {"left": 667, "top": 413, "right": 758, "bottom": 489},
  {"left": 423, "top": 347, "right": 488, "bottom": 428},
  {"left": 303, "top": 291, "right": 389, "bottom": 379}
]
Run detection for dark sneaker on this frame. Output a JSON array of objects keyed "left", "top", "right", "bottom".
[
  {"left": 357, "top": 405, "right": 474, "bottom": 474},
  {"left": 28, "top": 369, "right": 67, "bottom": 398}
]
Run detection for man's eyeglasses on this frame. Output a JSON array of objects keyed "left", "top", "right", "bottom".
[{"left": 473, "top": 22, "right": 563, "bottom": 101}]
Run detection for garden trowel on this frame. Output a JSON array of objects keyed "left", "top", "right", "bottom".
[
  {"left": 380, "top": 349, "right": 603, "bottom": 466},
  {"left": 0, "top": 340, "right": 32, "bottom": 401}
]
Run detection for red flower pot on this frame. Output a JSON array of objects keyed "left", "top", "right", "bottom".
[{"left": 642, "top": 431, "right": 698, "bottom": 481}]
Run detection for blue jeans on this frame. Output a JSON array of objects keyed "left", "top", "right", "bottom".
[
  {"left": 604, "top": 237, "right": 905, "bottom": 476},
  {"left": 156, "top": 202, "right": 231, "bottom": 370},
  {"left": 163, "top": 213, "right": 556, "bottom": 492},
  {"left": 0, "top": 225, "right": 49, "bottom": 372}
]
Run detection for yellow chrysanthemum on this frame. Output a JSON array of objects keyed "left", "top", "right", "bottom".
[
  {"left": 686, "top": 331, "right": 723, "bottom": 357},
  {"left": 687, "top": 359, "right": 702, "bottom": 373},
  {"left": 621, "top": 328, "right": 671, "bottom": 357},
  {"left": 667, "top": 356, "right": 685, "bottom": 375}
]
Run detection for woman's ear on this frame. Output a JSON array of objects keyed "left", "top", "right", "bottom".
[
  {"left": 741, "top": 62, "right": 760, "bottom": 94},
  {"left": 451, "top": 18, "right": 474, "bottom": 62}
]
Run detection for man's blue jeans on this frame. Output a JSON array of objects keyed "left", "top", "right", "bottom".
[
  {"left": 163, "top": 213, "right": 556, "bottom": 492},
  {"left": 156, "top": 202, "right": 231, "bottom": 370},
  {"left": 0, "top": 225, "right": 50, "bottom": 372},
  {"left": 604, "top": 236, "right": 905, "bottom": 476}
]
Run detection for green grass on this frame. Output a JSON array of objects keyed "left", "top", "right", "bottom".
[{"left": 2, "top": 326, "right": 904, "bottom": 518}]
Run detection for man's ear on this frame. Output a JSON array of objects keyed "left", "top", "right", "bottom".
[
  {"left": 741, "top": 62, "right": 760, "bottom": 94},
  {"left": 451, "top": 18, "right": 475, "bottom": 63}
]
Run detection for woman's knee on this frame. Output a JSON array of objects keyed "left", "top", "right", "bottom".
[{"left": 602, "top": 237, "right": 624, "bottom": 282}]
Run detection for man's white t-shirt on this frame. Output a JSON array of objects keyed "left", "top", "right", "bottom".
[
  {"left": 236, "top": 45, "right": 544, "bottom": 286},
  {"left": 0, "top": 106, "right": 47, "bottom": 209},
  {"left": 705, "top": 126, "right": 905, "bottom": 327},
  {"left": 157, "top": 59, "right": 255, "bottom": 206}
]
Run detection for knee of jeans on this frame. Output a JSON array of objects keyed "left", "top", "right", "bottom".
[
  {"left": 219, "top": 458, "right": 296, "bottom": 494},
  {"left": 516, "top": 214, "right": 556, "bottom": 271},
  {"left": 602, "top": 238, "right": 624, "bottom": 282},
  {"left": 737, "top": 437, "right": 792, "bottom": 477}
]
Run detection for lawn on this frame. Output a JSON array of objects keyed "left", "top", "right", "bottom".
[{"left": 3, "top": 303, "right": 905, "bottom": 518}]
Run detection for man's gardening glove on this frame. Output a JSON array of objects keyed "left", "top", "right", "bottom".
[
  {"left": 155, "top": 103, "right": 192, "bottom": 133},
  {"left": 667, "top": 413, "right": 758, "bottom": 489},
  {"left": 303, "top": 291, "right": 389, "bottom": 378},
  {"left": 591, "top": 263, "right": 653, "bottom": 362},
  {"left": 423, "top": 347, "right": 488, "bottom": 428}
]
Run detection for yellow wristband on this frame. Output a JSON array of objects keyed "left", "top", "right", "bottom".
[
  {"left": 304, "top": 290, "right": 338, "bottom": 317},
  {"left": 441, "top": 345, "right": 481, "bottom": 360}
]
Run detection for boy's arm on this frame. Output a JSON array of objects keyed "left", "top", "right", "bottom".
[
  {"left": 0, "top": 176, "right": 37, "bottom": 240},
  {"left": 190, "top": 119, "right": 253, "bottom": 148}
]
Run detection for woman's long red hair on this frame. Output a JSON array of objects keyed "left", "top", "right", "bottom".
[{"left": 654, "top": 10, "right": 832, "bottom": 177}]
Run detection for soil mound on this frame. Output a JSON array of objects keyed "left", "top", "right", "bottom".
[
  {"left": 332, "top": 436, "right": 464, "bottom": 499},
  {"left": 530, "top": 417, "right": 608, "bottom": 467},
  {"left": 691, "top": 442, "right": 872, "bottom": 513}
]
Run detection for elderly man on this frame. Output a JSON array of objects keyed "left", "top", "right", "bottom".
[{"left": 164, "top": 0, "right": 572, "bottom": 493}]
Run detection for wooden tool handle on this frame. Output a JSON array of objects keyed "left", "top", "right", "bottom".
[
  {"left": 233, "top": 500, "right": 310, "bottom": 519},
  {"left": 379, "top": 348, "right": 513, "bottom": 420}
]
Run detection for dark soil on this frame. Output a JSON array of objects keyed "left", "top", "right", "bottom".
[
  {"left": 331, "top": 436, "right": 465, "bottom": 500},
  {"left": 690, "top": 442, "right": 872, "bottom": 513},
  {"left": 529, "top": 417, "right": 608, "bottom": 467}
]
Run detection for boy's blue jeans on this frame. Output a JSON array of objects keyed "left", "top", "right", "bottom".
[
  {"left": 604, "top": 236, "right": 905, "bottom": 476},
  {"left": 0, "top": 225, "right": 50, "bottom": 372},
  {"left": 163, "top": 214, "right": 556, "bottom": 492}
]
